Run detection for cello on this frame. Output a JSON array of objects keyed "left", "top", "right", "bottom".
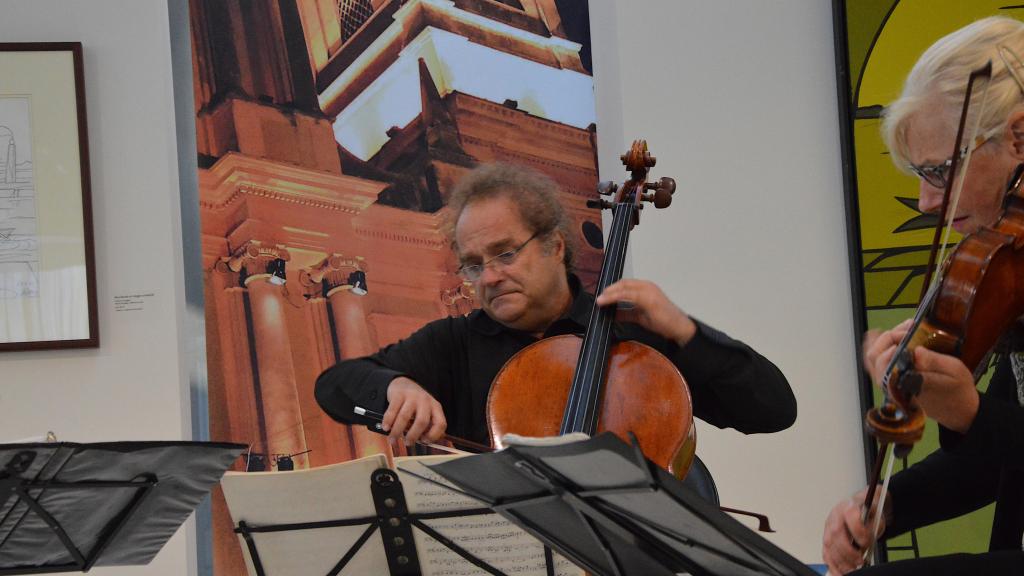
[{"left": 485, "top": 140, "right": 697, "bottom": 477}]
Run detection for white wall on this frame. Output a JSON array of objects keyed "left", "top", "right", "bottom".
[
  {"left": 590, "top": 0, "right": 865, "bottom": 562},
  {"left": 0, "top": 1, "right": 192, "bottom": 575}
]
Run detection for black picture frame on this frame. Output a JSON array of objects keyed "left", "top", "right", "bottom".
[{"left": 0, "top": 42, "right": 98, "bottom": 351}]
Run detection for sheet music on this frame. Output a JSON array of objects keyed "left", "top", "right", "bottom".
[
  {"left": 222, "top": 454, "right": 389, "bottom": 576},
  {"left": 221, "top": 453, "right": 584, "bottom": 576},
  {"left": 396, "top": 456, "right": 581, "bottom": 576}
]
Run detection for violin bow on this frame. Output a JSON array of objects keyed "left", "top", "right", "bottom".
[{"left": 860, "top": 61, "right": 994, "bottom": 566}]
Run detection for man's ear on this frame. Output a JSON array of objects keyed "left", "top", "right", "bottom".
[
  {"left": 549, "top": 231, "right": 566, "bottom": 260},
  {"left": 1008, "top": 110, "right": 1024, "bottom": 158}
]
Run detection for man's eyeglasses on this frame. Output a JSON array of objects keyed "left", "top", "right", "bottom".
[
  {"left": 907, "top": 134, "right": 992, "bottom": 189},
  {"left": 457, "top": 231, "right": 542, "bottom": 281}
]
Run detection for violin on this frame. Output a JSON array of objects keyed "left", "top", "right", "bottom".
[
  {"left": 862, "top": 62, "right": 1024, "bottom": 539},
  {"left": 485, "top": 141, "right": 696, "bottom": 477}
]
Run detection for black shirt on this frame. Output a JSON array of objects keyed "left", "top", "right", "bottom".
[
  {"left": 885, "top": 339, "right": 1024, "bottom": 551},
  {"left": 316, "top": 277, "right": 797, "bottom": 445}
]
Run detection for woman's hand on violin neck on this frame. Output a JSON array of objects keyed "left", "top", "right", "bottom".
[
  {"left": 862, "top": 319, "right": 913, "bottom": 385},
  {"left": 595, "top": 279, "right": 697, "bottom": 346},
  {"left": 383, "top": 377, "right": 448, "bottom": 446},
  {"left": 911, "top": 347, "right": 979, "bottom": 434},
  {"left": 862, "top": 321, "right": 979, "bottom": 433},
  {"left": 822, "top": 486, "right": 891, "bottom": 575}
]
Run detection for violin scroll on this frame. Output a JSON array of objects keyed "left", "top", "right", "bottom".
[{"left": 864, "top": 400, "right": 925, "bottom": 458}]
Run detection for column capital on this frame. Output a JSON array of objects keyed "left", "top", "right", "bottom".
[
  {"left": 215, "top": 240, "right": 292, "bottom": 286},
  {"left": 300, "top": 254, "right": 368, "bottom": 296},
  {"left": 440, "top": 278, "right": 477, "bottom": 316}
]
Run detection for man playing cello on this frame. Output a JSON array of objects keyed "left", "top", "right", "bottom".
[{"left": 316, "top": 162, "right": 796, "bottom": 447}]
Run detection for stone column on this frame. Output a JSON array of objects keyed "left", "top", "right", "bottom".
[
  {"left": 208, "top": 266, "right": 261, "bottom": 458},
  {"left": 312, "top": 255, "right": 387, "bottom": 457},
  {"left": 305, "top": 296, "right": 336, "bottom": 369},
  {"left": 295, "top": 272, "right": 353, "bottom": 465},
  {"left": 317, "top": 256, "right": 376, "bottom": 359},
  {"left": 227, "top": 241, "right": 309, "bottom": 470}
]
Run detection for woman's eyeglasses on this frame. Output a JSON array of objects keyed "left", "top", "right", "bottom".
[{"left": 907, "top": 134, "right": 992, "bottom": 189}]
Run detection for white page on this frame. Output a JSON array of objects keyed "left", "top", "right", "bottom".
[
  {"left": 221, "top": 453, "right": 389, "bottom": 576},
  {"left": 395, "top": 455, "right": 582, "bottom": 576}
]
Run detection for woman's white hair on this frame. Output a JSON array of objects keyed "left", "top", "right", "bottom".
[{"left": 883, "top": 16, "right": 1024, "bottom": 170}]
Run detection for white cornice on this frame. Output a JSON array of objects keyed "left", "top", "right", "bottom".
[{"left": 199, "top": 152, "right": 388, "bottom": 213}]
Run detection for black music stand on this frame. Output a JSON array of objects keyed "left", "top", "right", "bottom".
[
  {"left": 224, "top": 455, "right": 571, "bottom": 576},
  {"left": 0, "top": 441, "right": 245, "bottom": 574},
  {"left": 428, "top": 433, "right": 819, "bottom": 576}
]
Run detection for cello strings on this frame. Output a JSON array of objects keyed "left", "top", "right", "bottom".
[
  {"left": 574, "top": 201, "right": 626, "bottom": 432},
  {"left": 571, "top": 193, "right": 634, "bottom": 434},
  {"left": 565, "top": 202, "right": 612, "bottom": 432},
  {"left": 564, "top": 201, "right": 622, "bottom": 431}
]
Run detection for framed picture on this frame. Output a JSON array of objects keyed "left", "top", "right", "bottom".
[{"left": 0, "top": 43, "right": 97, "bottom": 351}]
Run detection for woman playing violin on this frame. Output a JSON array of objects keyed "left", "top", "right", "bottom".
[
  {"left": 823, "top": 16, "right": 1024, "bottom": 575},
  {"left": 315, "top": 162, "right": 796, "bottom": 447}
]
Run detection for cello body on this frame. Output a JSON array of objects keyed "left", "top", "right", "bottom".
[
  {"left": 487, "top": 335, "right": 696, "bottom": 476},
  {"left": 485, "top": 141, "right": 696, "bottom": 478}
]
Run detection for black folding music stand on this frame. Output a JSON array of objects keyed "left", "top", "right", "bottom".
[
  {"left": 428, "top": 433, "right": 819, "bottom": 576},
  {"left": 0, "top": 441, "right": 245, "bottom": 574},
  {"left": 229, "top": 463, "right": 565, "bottom": 576}
]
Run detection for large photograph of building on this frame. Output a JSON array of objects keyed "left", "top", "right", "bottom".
[{"left": 187, "top": 0, "right": 600, "bottom": 571}]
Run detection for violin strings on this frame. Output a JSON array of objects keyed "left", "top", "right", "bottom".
[{"left": 881, "top": 281, "right": 941, "bottom": 395}]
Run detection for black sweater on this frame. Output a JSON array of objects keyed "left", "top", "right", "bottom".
[{"left": 316, "top": 277, "right": 797, "bottom": 444}]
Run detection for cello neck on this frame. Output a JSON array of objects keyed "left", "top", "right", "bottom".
[{"left": 560, "top": 197, "right": 636, "bottom": 435}]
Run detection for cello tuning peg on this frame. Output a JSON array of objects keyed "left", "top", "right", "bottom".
[
  {"left": 642, "top": 191, "right": 672, "bottom": 209},
  {"left": 643, "top": 176, "right": 676, "bottom": 209},
  {"left": 596, "top": 181, "right": 617, "bottom": 196},
  {"left": 645, "top": 177, "right": 676, "bottom": 195},
  {"left": 586, "top": 199, "right": 614, "bottom": 210}
]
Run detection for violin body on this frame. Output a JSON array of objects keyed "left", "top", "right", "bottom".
[
  {"left": 930, "top": 228, "right": 1024, "bottom": 369},
  {"left": 916, "top": 173, "right": 1024, "bottom": 374},
  {"left": 869, "top": 167, "right": 1024, "bottom": 448},
  {"left": 487, "top": 334, "right": 696, "bottom": 476}
]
